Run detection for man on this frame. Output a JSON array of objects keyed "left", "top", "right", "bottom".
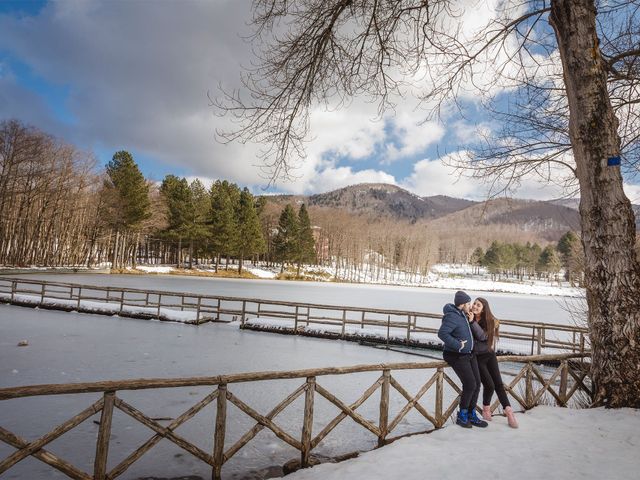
[{"left": 438, "top": 290, "right": 488, "bottom": 428}]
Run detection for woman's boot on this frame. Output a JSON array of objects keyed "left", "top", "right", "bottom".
[
  {"left": 482, "top": 405, "right": 492, "bottom": 421},
  {"left": 505, "top": 406, "right": 518, "bottom": 429}
]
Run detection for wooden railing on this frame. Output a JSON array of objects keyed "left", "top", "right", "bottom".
[
  {"left": 0, "top": 276, "right": 589, "bottom": 354},
  {"left": 0, "top": 353, "right": 591, "bottom": 480}
]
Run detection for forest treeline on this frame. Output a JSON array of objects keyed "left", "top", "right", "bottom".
[{"left": 0, "top": 119, "right": 586, "bottom": 281}]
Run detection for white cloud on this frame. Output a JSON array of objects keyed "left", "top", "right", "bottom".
[{"left": 400, "top": 152, "right": 480, "bottom": 198}]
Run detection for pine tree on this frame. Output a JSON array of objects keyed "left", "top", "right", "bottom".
[
  {"left": 105, "top": 151, "right": 150, "bottom": 230},
  {"left": 236, "top": 188, "right": 266, "bottom": 274},
  {"left": 273, "top": 204, "right": 299, "bottom": 273},
  {"left": 210, "top": 180, "right": 238, "bottom": 271},
  {"left": 296, "top": 204, "right": 316, "bottom": 275},
  {"left": 537, "top": 246, "right": 562, "bottom": 280},
  {"left": 470, "top": 247, "right": 484, "bottom": 274},
  {"left": 557, "top": 231, "right": 579, "bottom": 282}
]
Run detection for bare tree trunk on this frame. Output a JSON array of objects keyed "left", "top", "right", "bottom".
[{"left": 550, "top": 0, "right": 640, "bottom": 407}]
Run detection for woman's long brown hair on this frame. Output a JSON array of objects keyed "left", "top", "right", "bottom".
[{"left": 476, "top": 297, "right": 500, "bottom": 351}]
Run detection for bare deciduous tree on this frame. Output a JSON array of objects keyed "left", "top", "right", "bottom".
[{"left": 216, "top": 0, "right": 640, "bottom": 407}]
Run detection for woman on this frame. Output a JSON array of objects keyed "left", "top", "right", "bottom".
[{"left": 469, "top": 297, "right": 518, "bottom": 428}]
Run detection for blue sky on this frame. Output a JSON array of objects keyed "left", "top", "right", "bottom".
[{"left": 1, "top": 0, "right": 638, "bottom": 202}]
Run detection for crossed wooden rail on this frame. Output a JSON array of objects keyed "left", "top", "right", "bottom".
[{"left": 0, "top": 353, "right": 592, "bottom": 480}]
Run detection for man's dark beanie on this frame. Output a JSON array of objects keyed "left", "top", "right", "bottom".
[{"left": 454, "top": 290, "right": 471, "bottom": 306}]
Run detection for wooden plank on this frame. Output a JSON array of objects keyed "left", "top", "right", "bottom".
[
  {"left": 301, "top": 377, "right": 315, "bottom": 467},
  {"left": 0, "top": 398, "right": 103, "bottom": 474},
  {"left": 310, "top": 376, "right": 382, "bottom": 449},
  {"left": 108, "top": 389, "right": 219, "bottom": 479},
  {"left": 530, "top": 364, "right": 563, "bottom": 405},
  {"left": 226, "top": 391, "right": 302, "bottom": 450},
  {"left": 0, "top": 427, "right": 91, "bottom": 480},
  {"left": 314, "top": 383, "right": 380, "bottom": 437},
  {"left": 388, "top": 373, "right": 438, "bottom": 431},
  {"left": 114, "top": 398, "right": 214, "bottom": 465},
  {"left": 225, "top": 384, "right": 305, "bottom": 461},
  {"left": 94, "top": 391, "right": 115, "bottom": 480},
  {"left": 213, "top": 384, "right": 227, "bottom": 480},
  {"left": 559, "top": 361, "right": 569, "bottom": 406}
]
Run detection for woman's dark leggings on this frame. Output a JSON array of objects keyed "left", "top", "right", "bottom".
[
  {"left": 476, "top": 351, "right": 511, "bottom": 408},
  {"left": 442, "top": 351, "right": 481, "bottom": 410}
]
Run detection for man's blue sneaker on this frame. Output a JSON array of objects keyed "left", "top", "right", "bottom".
[
  {"left": 469, "top": 408, "right": 489, "bottom": 428},
  {"left": 456, "top": 409, "right": 472, "bottom": 428}
]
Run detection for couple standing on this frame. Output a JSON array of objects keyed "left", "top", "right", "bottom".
[{"left": 438, "top": 290, "right": 518, "bottom": 429}]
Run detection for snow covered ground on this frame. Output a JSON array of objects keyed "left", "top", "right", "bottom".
[
  {"left": 287, "top": 406, "right": 640, "bottom": 480},
  {"left": 110, "top": 261, "right": 584, "bottom": 297}
]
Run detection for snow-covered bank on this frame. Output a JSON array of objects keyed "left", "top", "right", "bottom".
[
  {"left": 288, "top": 406, "right": 640, "bottom": 480},
  {"left": 122, "top": 263, "right": 584, "bottom": 297}
]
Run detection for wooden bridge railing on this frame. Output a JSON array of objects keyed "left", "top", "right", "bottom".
[
  {"left": 0, "top": 276, "right": 589, "bottom": 355},
  {"left": 0, "top": 353, "right": 592, "bottom": 480}
]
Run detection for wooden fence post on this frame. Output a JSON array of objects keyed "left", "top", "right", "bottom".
[
  {"left": 406, "top": 315, "right": 411, "bottom": 344},
  {"left": 301, "top": 377, "right": 315, "bottom": 467},
  {"left": 157, "top": 294, "right": 162, "bottom": 319},
  {"left": 216, "top": 299, "right": 221, "bottom": 321},
  {"left": 196, "top": 297, "right": 202, "bottom": 323},
  {"left": 77, "top": 287, "right": 82, "bottom": 309},
  {"left": 378, "top": 369, "right": 390, "bottom": 446},
  {"left": 10, "top": 281, "right": 15, "bottom": 302},
  {"left": 119, "top": 291, "right": 124, "bottom": 314},
  {"left": 386, "top": 315, "right": 391, "bottom": 346},
  {"left": 94, "top": 391, "right": 116, "bottom": 480},
  {"left": 559, "top": 361, "right": 568, "bottom": 406},
  {"left": 241, "top": 301, "right": 247, "bottom": 327},
  {"left": 435, "top": 368, "right": 444, "bottom": 427},
  {"left": 361, "top": 311, "right": 365, "bottom": 329},
  {"left": 40, "top": 283, "right": 45, "bottom": 304},
  {"left": 294, "top": 306, "right": 299, "bottom": 332},
  {"left": 536, "top": 327, "right": 543, "bottom": 355},
  {"left": 213, "top": 384, "right": 227, "bottom": 480},
  {"left": 525, "top": 364, "right": 534, "bottom": 409},
  {"left": 341, "top": 310, "right": 346, "bottom": 338}
]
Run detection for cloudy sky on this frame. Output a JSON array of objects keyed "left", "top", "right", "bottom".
[{"left": 1, "top": 0, "right": 638, "bottom": 201}]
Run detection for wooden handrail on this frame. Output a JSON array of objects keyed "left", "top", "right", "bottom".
[{"left": 0, "top": 353, "right": 589, "bottom": 400}]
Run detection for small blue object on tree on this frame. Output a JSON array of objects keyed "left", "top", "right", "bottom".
[{"left": 607, "top": 156, "right": 621, "bottom": 166}]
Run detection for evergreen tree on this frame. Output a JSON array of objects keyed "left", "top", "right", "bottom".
[
  {"left": 296, "top": 203, "right": 316, "bottom": 275},
  {"left": 470, "top": 247, "right": 484, "bottom": 274},
  {"left": 210, "top": 180, "right": 238, "bottom": 271},
  {"left": 273, "top": 204, "right": 299, "bottom": 273},
  {"left": 160, "top": 175, "right": 191, "bottom": 235},
  {"left": 557, "top": 231, "right": 579, "bottom": 282},
  {"left": 236, "top": 188, "right": 266, "bottom": 273},
  {"left": 105, "top": 150, "right": 150, "bottom": 230},
  {"left": 537, "top": 245, "right": 562, "bottom": 280}
]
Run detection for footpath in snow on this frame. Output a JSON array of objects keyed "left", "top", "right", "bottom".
[{"left": 287, "top": 406, "right": 640, "bottom": 480}]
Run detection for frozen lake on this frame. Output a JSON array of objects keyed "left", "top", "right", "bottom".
[{"left": 4, "top": 273, "right": 580, "bottom": 325}]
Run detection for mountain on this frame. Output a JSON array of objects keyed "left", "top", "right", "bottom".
[
  {"left": 261, "top": 183, "right": 637, "bottom": 238},
  {"left": 307, "top": 183, "right": 477, "bottom": 221},
  {"left": 427, "top": 197, "right": 581, "bottom": 240}
]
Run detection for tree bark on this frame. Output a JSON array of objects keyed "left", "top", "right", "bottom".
[{"left": 550, "top": 0, "right": 640, "bottom": 407}]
